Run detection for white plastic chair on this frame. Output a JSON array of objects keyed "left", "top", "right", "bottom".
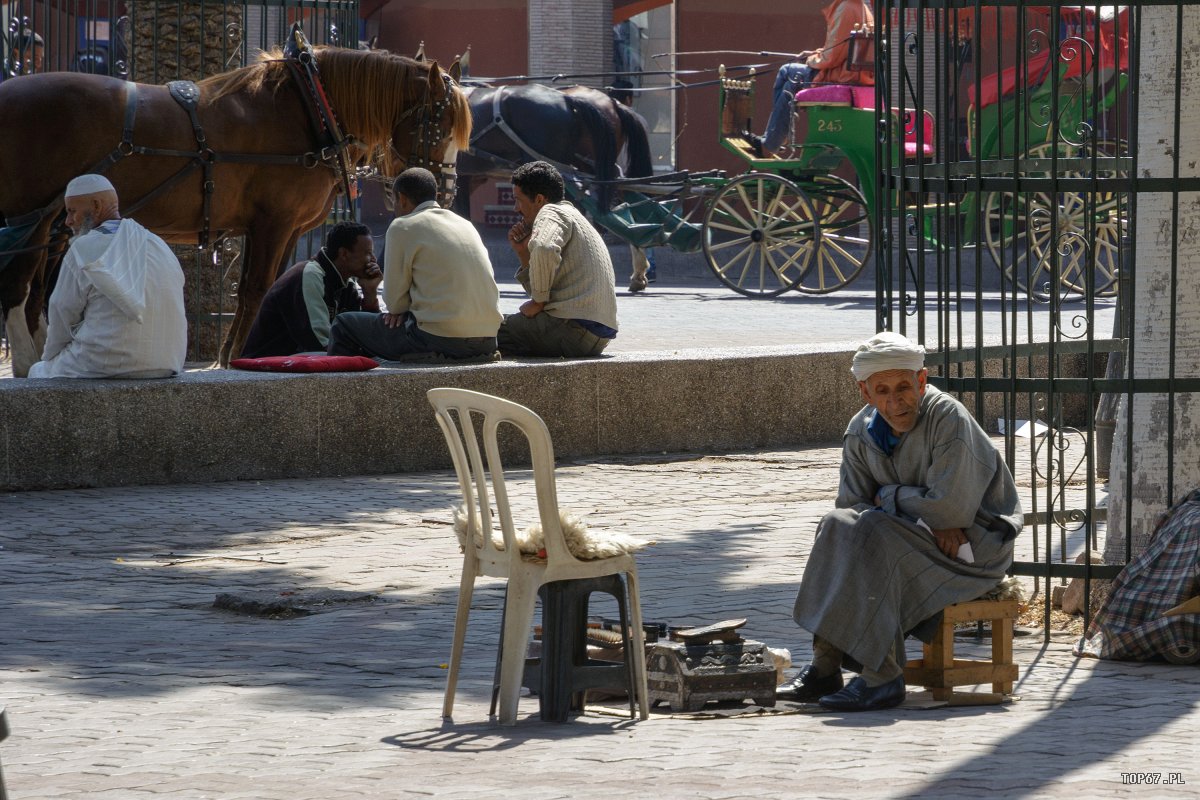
[{"left": 427, "top": 387, "right": 649, "bottom": 725}]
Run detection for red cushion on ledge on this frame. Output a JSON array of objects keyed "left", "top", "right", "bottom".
[{"left": 230, "top": 355, "right": 379, "bottom": 373}]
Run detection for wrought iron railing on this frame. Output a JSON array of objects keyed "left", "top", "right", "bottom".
[{"left": 877, "top": 2, "right": 1200, "bottom": 639}]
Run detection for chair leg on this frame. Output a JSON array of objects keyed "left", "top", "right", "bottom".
[
  {"left": 496, "top": 577, "right": 539, "bottom": 725},
  {"left": 928, "top": 618, "right": 955, "bottom": 702},
  {"left": 610, "top": 576, "right": 636, "bottom": 720},
  {"left": 625, "top": 568, "right": 650, "bottom": 720},
  {"left": 992, "top": 615, "right": 1014, "bottom": 694},
  {"left": 443, "top": 569, "right": 477, "bottom": 720}
]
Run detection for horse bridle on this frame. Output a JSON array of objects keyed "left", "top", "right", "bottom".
[{"left": 385, "top": 71, "right": 460, "bottom": 208}]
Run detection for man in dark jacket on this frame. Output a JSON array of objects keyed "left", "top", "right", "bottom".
[{"left": 240, "top": 222, "right": 381, "bottom": 358}]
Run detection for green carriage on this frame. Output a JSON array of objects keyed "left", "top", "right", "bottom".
[{"left": 701, "top": 12, "right": 1129, "bottom": 300}]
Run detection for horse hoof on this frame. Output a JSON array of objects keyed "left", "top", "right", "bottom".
[{"left": 629, "top": 277, "right": 648, "bottom": 293}]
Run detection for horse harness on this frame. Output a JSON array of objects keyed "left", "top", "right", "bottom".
[
  {"left": 468, "top": 85, "right": 580, "bottom": 177},
  {"left": 3, "top": 45, "right": 457, "bottom": 264},
  {"left": 113, "top": 63, "right": 358, "bottom": 251},
  {"left": 388, "top": 69, "right": 461, "bottom": 208}
]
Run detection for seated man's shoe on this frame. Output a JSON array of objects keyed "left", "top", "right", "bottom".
[
  {"left": 818, "top": 675, "right": 906, "bottom": 712},
  {"left": 743, "top": 131, "right": 766, "bottom": 158},
  {"left": 775, "top": 664, "right": 844, "bottom": 703}
]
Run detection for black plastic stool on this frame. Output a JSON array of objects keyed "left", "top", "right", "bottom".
[{"left": 525, "top": 574, "right": 637, "bottom": 722}]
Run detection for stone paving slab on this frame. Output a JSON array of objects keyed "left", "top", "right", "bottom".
[{"left": 1, "top": 446, "right": 1196, "bottom": 800}]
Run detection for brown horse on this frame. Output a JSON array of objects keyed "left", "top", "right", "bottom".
[{"left": 0, "top": 46, "right": 471, "bottom": 374}]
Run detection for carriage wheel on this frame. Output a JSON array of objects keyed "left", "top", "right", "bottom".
[
  {"left": 984, "top": 142, "right": 1125, "bottom": 302},
  {"left": 702, "top": 173, "right": 819, "bottom": 298},
  {"left": 1056, "top": 139, "right": 1127, "bottom": 298},
  {"left": 793, "top": 175, "right": 872, "bottom": 294},
  {"left": 983, "top": 186, "right": 1056, "bottom": 302}
]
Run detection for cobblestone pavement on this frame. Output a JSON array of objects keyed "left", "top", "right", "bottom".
[{"left": 2, "top": 445, "right": 1196, "bottom": 800}]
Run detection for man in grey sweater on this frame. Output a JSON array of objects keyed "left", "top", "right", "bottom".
[{"left": 498, "top": 161, "right": 619, "bottom": 357}]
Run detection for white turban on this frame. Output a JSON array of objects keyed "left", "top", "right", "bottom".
[
  {"left": 850, "top": 331, "right": 926, "bottom": 381},
  {"left": 64, "top": 174, "right": 116, "bottom": 198}
]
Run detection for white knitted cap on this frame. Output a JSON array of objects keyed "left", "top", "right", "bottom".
[
  {"left": 64, "top": 174, "right": 116, "bottom": 198},
  {"left": 850, "top": 331, "right": 925, "bottom": 381}
]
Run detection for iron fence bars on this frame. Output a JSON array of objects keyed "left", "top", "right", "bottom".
[{"left": 874, "top": 0, "right": 1177, "bottom": 639}]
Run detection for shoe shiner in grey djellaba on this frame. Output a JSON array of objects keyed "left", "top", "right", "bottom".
[{"left": 780, "top": 331, "right": 1023, "bottom": 711}]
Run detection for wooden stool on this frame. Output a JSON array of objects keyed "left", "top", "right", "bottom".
[{"left": 903, "top": 599, "right": 1019, "bottom": 704}]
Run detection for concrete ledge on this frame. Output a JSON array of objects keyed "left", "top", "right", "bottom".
[{"left": 0, "top": 345, "right": 862, "bottom": 491}]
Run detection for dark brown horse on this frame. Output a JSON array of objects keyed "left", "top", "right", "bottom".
[
  {"left": 454, "top": 83, "right": 653, "bottom": 216},
  {"left": 0, "top": 46, "right": 471, "bottom": 374}
]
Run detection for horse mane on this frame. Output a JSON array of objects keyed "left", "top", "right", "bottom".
[{"left": 199, "top": 47, "right": 471, "bottom": 171}]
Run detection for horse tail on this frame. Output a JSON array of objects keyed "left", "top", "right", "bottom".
[
  {"left": 614, "top": 103, "right": 654, "bottom": 178},
  {"left": 565, "top": 92, "right": 619, "bottom": 209}
]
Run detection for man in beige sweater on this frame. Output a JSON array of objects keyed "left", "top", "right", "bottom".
[
  {"left": 328, "top": 168, "right": 502, "bottom": 361},
  {"left": 498, "top": 161, "right": 619, "bottom": 357}
]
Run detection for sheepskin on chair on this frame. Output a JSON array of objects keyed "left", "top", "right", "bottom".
[
  {"left": 978, "top": 575, "right": 1026, "bottom": 603},
  {"left": 452, "top": 506, "right": 650, "bottom": 560}
]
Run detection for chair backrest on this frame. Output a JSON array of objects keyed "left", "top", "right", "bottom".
[{"left": 427, "top": 388, "right": 578, "bottom": 569}]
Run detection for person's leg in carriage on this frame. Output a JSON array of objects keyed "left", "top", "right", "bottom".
[
  {"left": 746, "top": 0, "right": 875, "bottom": 157},
  {"left": 746, "top": 62, "right": 815, "bottom": 157}
]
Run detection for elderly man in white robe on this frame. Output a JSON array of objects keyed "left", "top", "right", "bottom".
[
  {"left": 28, "top": 174, "right": 187, "bottom": 379},
  {"left": 779, "top": 331, "right": 1023, "bottom": 711}
]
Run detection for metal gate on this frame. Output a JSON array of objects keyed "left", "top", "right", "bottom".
[
  {"left": 876, "top": 1, "right": 1200, "bottom": 638},
  {"left": 3, "top": 0, "right": 360, "bottom": 360}
]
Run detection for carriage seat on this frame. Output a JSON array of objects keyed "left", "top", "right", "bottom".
[
  {"left": 966, "top": 50, "right": 1060, "bottom": 110},
  {"left": 794, "top": 84, "right": 851, "bottom": 107},
  {"left": 902, "top": 108, "right": 935, "bottom": 158},
  {"left": 793, "top": 84, "right": 875, "bottom": 110}
]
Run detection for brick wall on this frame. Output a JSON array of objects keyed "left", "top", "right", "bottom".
[{"left": 528, "top": 0, "right": 612, "bottom": 88}]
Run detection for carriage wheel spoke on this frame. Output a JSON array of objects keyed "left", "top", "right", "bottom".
[
  {"left": 715, "top": 241, "right": 756, "bottom": 280},
  {"left": 713, "top": 198, "right": 756, "bottom": 233},
  {"left": 766, "top": 219, "right": 814, "bottom": 239},
  {"left": 707, "top": 234, "right": 753, "bottom": 252},
  {"left": 736, "top": 184, "right": 759, "bottom": 227},
  {"left": 767, "top": 243, "right": 809, "bottom": 279},
  {"left": 708, "top": 220, "right": 756, "bottom": 236}
]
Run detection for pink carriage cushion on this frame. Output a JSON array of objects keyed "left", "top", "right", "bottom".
[
  {"left": 793, "top": 85, "right": 853, "bottom": 107},
  {"left": 851, "top": 85, "right": 876, "bottom": 109},
  {"left": 902, "top": 109, "right": 936, "bottom": 158},
  {"left": 230, "top": 355, "right": 379, "bottom": 373}
]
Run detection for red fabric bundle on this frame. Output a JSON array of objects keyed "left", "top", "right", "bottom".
[{"left": 230, "top": 355, "right": 378, "bottom": 373}]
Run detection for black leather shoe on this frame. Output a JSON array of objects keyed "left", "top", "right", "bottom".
[
  {"left": 818, "top": 675, "right": 906, "bottom": 712},
  {"left": 775, "top": 664, "right": 844, "bottom": 703},
  {"left": 743, "top": 131, "right": 766, "bottom": 158}
]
